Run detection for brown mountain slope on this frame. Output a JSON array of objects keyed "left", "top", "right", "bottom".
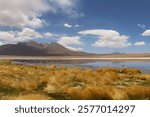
[{"left": 0, "top": 41, "right": 93, "bottom": 56}]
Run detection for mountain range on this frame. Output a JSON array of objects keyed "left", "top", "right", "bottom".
[
  {"left": 0, "top": 41, "right": 149, "bottom": 58},
  {"left": 0, "top": 41, "right": 93, "bottom": 56}
]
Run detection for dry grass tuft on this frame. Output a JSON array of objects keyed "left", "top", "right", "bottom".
[
  {"left": 120, "top": 68, "right": 141, "bottom": 74},
  {"left": 126, "top": 86, "right": 150, "bottom": 100},
  {"left": 66, "top": 86, "right": 114, "bottom": 100},
  {"left": 112, "top": 89, "right": 129, "bottom": 100},
  {"left": 2, "top": 94, "right": 52, "bottom": 100},
  {"left": 0, "top": 60, "right": 12, "bottom": 65}
]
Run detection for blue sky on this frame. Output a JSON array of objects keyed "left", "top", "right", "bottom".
[{"left": 0, "top": 0, "right": 150, "bottom": 53}]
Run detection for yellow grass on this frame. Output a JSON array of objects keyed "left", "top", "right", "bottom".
[
  {"left": 2, "top": 94, "right": 52, "bottom": 100},
  {"left": 0, "top": 60, "right": 149, "bottom": 100},
  {"left": 65, "top": 86, "right": 115, "bottom": 100},
  {"left": 120, "top": 68, "right": 141, "bottom": 74},
  {"left": 125, "top": 86, "right": 150, "bottom": 100}
]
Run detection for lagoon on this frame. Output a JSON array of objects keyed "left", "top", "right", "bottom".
[{"left": 13, "top": 60, "right": 150, "bottom": 73}]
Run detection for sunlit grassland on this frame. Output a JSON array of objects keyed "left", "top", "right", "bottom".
[{"left": 0, "top": 60, "right": 150, "bottom": 100}]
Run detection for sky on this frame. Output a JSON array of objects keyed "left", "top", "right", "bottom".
[{"left": 0, "top": 0, "right": 150, "bottom": 53}]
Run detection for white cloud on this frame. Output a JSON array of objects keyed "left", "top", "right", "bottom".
[
  {"left": 142, "top": 29, "right": 150, "bottom": 36},
  {"left": 44, "top": 32, "right": 53, "bottom": 38},
  {"left": 0, "top": 28, "right": 54, "bottom": 44},
  {"left": 0, "top": 0, "right": 83, "bottom": 29},
  {"left": 78, "top": 29, "right": 131, "bottom": 48},
  {"left": 138, "top": 24, "right": 146, "bottom": 29},
  {"left": 57, "top": 36, "right": 82, "bottom": 51},
  {"left": 48, "top": 0, "right": 83, "bottom": 18},
  {"left": 25, "top": 17, "right": 45, "bottom": 29},
  {"left": 0, "top": 41, "right": 4, "bottom": 45},
  {"left": 66, "top": 46, "right": 83, "bottom": 51},
  {"left": 134, "top": 41, "right": 146, "bottom": 46},
  {"left": 0, "top": 31, "right": 15, "bottom": 43},
  {"left": 64, "top": 23, "right": 80, "bottom": 28},
  {"left": 0, "top": 0, "right": 48, "bottom": 28},
  {"left": 58, "top": 36, "right": 82, "bottom": 45},
  {"left": 64, "top": 23, "right": 72, "bottom": 28},
  {"left": 75, "top": 24, "right": 80, "bottom": 27},
  {"left": 17, "top": 28, "right": 42, "bottom": 40}
]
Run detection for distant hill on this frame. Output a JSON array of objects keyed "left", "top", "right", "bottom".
[{"left": 0, "top": 41, "right": 94, "bottom": 56}]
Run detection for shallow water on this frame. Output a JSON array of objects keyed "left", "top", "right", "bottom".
[
  {"left": 13, "top": 60, "right": 150, "bottom": 73},
  {"left": 80, "top": 61, "right": 150, "bottom": 73}
]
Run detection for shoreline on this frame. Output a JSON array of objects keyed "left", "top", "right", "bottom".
[{"left": 0, "top": 56, "right": 150, "bottom": 62}]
